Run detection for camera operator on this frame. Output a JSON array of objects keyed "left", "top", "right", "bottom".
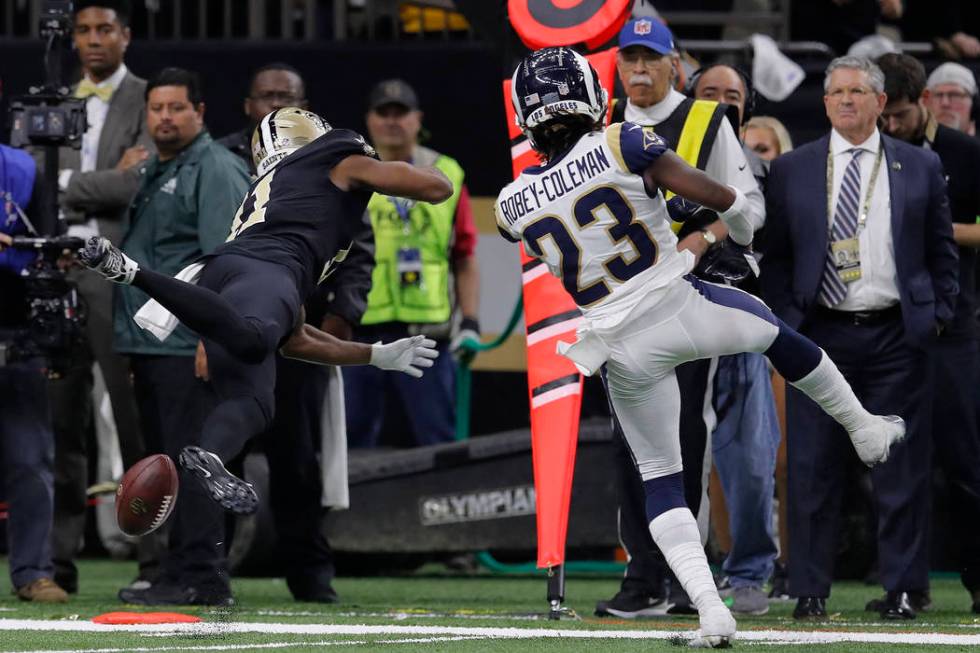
[
  {"left": 45, "top": 0, "right": 153, "bottom": 594},
  {"left": 0, "top": 145, "right": 69, "bottom": 603}
]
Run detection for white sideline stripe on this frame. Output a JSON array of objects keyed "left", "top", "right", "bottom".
[
  {"left": 6, "top": 635, "right": 487, "bottom": 653},
  {"left": 530, "top": 383, "right": 581, "bottom": 408},
  {"left": 6, "top": 642, "right": 365, "bottom": 653},
  {"left": 525, "top": 318, "right": 581, "bottom": 346},
  {"left": 521, "top": 264, "right": 549, "bottom": 284},
  {"left": 0, "top": 619, "right": 978, "bottom": 646}
]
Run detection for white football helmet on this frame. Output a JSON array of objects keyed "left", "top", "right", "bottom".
[{"left": 252, "top": 107, "right": 331, "bottom": 176}]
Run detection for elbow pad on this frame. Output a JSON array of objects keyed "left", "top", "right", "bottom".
[{"left": 718, "top": 186, "right": 753, "bottom": 246}]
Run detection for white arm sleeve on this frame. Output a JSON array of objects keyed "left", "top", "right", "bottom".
[
  {"left": 705, "top": 120, "right": 766, "bottom": 234},
  {"left": 719, "top": 186, "right": 753, "bottom": 246}
]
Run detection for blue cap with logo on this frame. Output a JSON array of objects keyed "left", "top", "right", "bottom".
[{"left": 618, "top": 18, "right": 675, "bottom": 55}]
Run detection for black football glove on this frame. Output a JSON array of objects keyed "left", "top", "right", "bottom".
[
  {"left": 695, "top": 237, "right": 760, "bottom": 284},
  {"left": 666, "top": 196, "right": 703, "bottom": 223}
]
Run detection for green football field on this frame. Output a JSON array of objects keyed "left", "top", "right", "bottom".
[{"left": 0, "top": 559, "right": 977, "bottom": 652}]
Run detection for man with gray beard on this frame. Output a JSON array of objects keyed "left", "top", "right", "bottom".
[{"left": 596, "top": 18, "right": 765, "bottom": 619}]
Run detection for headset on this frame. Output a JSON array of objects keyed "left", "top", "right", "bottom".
[{"left": 685, "top": 63, "right": 756, "bottom": 125}]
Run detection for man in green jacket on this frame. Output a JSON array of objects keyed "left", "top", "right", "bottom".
[{"left": 113, "top": 67, "right": 251, "bottom": 606}]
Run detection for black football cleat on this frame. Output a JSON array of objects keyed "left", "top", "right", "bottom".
[
  {"left": 78, "top": 236, "right": 139, "bottom": 284},
  {"left": 287, "top": 573, "right": 339, "bottom": 604},
  {"left": 179, "top": 446, "right": 258, "bottom": 515},
  {"left": 595, "top": 588, "right": 668, "bottom": 618},
  {"left": 119, "top": 578, "right": 233, "bottom": 606}
]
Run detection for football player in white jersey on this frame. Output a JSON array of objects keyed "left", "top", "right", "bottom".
[{"left": 496, "top": 47, "right": 906, "bottom": 648}]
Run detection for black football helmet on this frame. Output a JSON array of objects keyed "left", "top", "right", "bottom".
[{"left": 511, "top": 47, "right": 607, "bottom": 147}]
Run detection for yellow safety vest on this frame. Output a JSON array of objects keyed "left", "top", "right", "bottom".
[
  {"left": 361, "top": 148, "right": 465, "bottom": 325},
  {"left": 611, "top": 96, "right": 731, "bottom": 232}
]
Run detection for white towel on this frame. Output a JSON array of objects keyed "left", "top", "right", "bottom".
[
  {"left": 133, "top": 261, "right": 205, "bottom": 341},
  {"left": 320, "top": 366, "right": 350, "bottom": 510},
  {"left": 750, "top": 34, "right": 805, "bottom": 102}
]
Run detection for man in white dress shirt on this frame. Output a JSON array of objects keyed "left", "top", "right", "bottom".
[
  {"left": 47, "top": 0, "right": 153, "bottom": 595},
  {"left": 760, "top": 56, "right": 959, "bottom": 620}
]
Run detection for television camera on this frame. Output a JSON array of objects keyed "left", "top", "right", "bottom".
[{"left": 2, "top": 1, "right": 88, "bottom": 377}]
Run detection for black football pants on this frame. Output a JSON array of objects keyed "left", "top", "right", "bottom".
[{"left": 132, "top": 254, "right": 302, "bottom": 462}]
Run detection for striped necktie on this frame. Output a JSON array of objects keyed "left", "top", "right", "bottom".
[{"left": 820, "top": 148, "right": 863, "bottom": 306}]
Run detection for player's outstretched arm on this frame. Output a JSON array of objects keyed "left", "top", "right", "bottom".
[
  {"left": 280, "top": 324, "right": 438, "bottom": 377},
  {"left": 330, "top": 155, "right": 453, "bottom": 203},
  {"left": 644, "top": 150, "right": 753, "bottom": 245},
  {"left": 280, "top": 323, "right": 372, "bottom": 365}
]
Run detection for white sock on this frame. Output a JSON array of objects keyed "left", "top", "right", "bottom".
[
  {"left": 788, "top": 351, "right": 873, "bottom": 432},
  {"left": 649, "top": 508, "right": 725, "bottom": 612}
]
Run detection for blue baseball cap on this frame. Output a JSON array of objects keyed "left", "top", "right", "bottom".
[{"left": 618, "top": 18, "right": 675, "bottom": 55}]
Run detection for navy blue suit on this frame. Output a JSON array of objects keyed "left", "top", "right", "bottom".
[{"left": 761, "top": 132, "right": 958, "bottom": 598}]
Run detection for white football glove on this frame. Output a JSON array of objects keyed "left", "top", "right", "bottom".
[
  {"left": 370, "top": 335, "right": 438, "bottom": 378},
  {"left": 849, "top": 414, "right": 906, "bottom": 466}
]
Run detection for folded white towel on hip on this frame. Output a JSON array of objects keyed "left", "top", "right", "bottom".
[{"left": 133, "top": 261, "right": 205, "bottom": 341}]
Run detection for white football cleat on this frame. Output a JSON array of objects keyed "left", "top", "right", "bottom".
[
  {"left": 849, "top": 414, "right": 906, "bottom": 466},
  {"left": 689, "top": 604, "right": 736, "bottom": 648},
  {"left": 79, "top": 235, "right": 139, "bottom": 284}
]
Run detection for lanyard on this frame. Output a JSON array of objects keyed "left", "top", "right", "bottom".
[
  {"left": 826, "top": 144, "right": 884, "bottom": 231},
  {"left": 387, "top": 196, "right": 412, "bottom": 223}
]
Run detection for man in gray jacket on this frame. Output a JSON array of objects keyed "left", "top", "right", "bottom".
[{"left": 47, "top": 0, "right": 153, "bottom": 594}]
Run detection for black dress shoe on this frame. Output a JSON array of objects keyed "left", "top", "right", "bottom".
[
  {"left": 793, "top": 596, "right": 827, "bottom": 619},
  {"left": 866, "top": 590, "right": 930, "bottom": 613},
  {"left": 869, "top": 591, "right": 916, "bottom": 620}
]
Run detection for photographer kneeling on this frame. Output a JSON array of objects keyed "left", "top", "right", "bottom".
[{"left": 0, "top": 144, "right": 69, "bottom": 603}]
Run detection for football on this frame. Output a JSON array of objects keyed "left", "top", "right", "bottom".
[{"left": 116, "top": 454, "right": 179, "bottom": 537}]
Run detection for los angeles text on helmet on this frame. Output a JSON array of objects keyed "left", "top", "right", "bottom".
[{"left": 498, "top": 143, "right": 611, "bottom": 225}]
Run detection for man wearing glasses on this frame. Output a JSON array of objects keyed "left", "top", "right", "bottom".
[
  {"left": 924, "top": 63, "right": 977, "bottom": 137},
  {"left": 218, "top": 63, "right": 308, "bottom": 174}
]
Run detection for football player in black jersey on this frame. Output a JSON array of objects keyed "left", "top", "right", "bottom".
[{"left": 80, "top": 108, "right": 452, "bottom": 514}]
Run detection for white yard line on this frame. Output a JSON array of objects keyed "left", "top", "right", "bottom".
[
  {"left": 3, "top": 642, "right": 364, "bottom": 653},
  {"left": 0, "top": 619, "right": 978, "bottom": 647},
  {"left": 4, "top": 636, "right": 489, "bottom": 653}
]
